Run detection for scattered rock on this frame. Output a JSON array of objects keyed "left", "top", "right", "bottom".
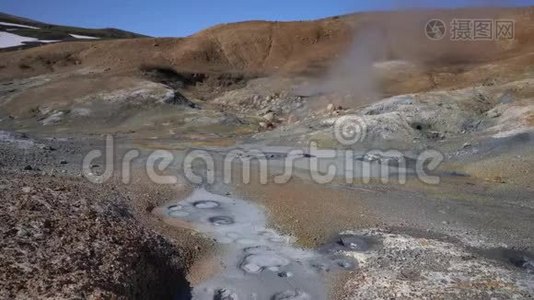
[
  {"left": 164, "top": 91, "right": 198, "bottom": 108},
  {"left": 363, "top": 153, "right": 382, "bottom": 162},
  {"left": 259, "top": 121, "right": 275, "bottom": 130},
  {"left": 327, "top": 103, "right": 334, "bottom": 112},
  {"left": 399, "top": 269, "right": 421, "bottom": 281},
  {"left": 40, "top": 145, "right": 56, "bottom": 151},
  {"left": 487, "top": 110, "right": 502, "bottom": 118},
  {"left": 145, "top": 202, "right": 155, "bottom": 213},
  {"left": 278, "top": 271, "right": 293, "bottom": 278},
  {"left": 16, "top": 227, "right": 30, "bottom": 238},
  {"left": 334, "top": 258, "right": 356, "bottom": 270},
  {"left": 257, "top": 107, "right": 271, "bottom": 116},
  {"left": 262, "top": 112, "right": 275, "bottom": 122},
  {"left": 491, "top": 176, "right": 506, "bottom": 184},
  {"left": 214, "top": 288, "right": 238, "bottom": 300},
  {"left": 41, "top": 111, "right": 64, "bottom": 126},
  {"left": 287, "top": 114, "right": 297, "bottom": 124},
  {"left": 427, "top": 131, "right": 445, "bottom": 140},
  {"left": 339, "top": 235, "right": 369, "bottom": 251}
]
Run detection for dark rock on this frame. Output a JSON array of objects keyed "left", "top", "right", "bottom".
[
  {"left": 214, "top": 288, "right": 238, "bottom": 300},
  {"left": 339, "top": 235, "right": 369, "bottom": 251},
  {"left": 164, "top": 91, "right": 198, "bottom": 108},
  {"left": 40, "top": 145, "right": 57, "bottom": 151},
  {"left": 278, "top": 271, "right": 293, "bottom": 278}
]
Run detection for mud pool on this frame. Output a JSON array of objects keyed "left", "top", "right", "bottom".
[{"left": 163, "top": 189, "right": 358, "bottom": 299}]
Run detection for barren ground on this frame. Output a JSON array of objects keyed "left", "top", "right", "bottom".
[{"left": 1, "top": 5, "right": 533, "bottom": 300}]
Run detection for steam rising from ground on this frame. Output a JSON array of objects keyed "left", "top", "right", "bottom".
[
  {"left": 295, "top": 2, "right": 506, "bottom": 109},
  {"left": 317, "top": 26, "right": 386, "bottom": 103}
]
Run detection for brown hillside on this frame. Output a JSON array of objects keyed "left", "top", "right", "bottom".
[{"left": 0, "top": 7, "right": 533, "bottom": 84}]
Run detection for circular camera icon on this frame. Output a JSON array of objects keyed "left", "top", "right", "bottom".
[{"left": 425, "top": 19, "right": 446, "bottom": 40}]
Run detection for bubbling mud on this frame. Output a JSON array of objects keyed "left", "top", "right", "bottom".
[
  {"left": 164, "top": 189, "right": 359, "bottom": 299},
  {"left": 208, "top": 216, "right": 235, "bottom": 226},
  {"left": 272, "top": 289, "right": 311, "bottom": 300},
  {"left": 194, "top": 200, "right": 220, "bottom": 209}
]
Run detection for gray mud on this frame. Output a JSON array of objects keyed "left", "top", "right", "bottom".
[{"left": 163, "top": 189, "right": 357, "bottom": 299}]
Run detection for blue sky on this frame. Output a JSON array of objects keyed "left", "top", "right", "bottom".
[{"left": 1, "top": 0, "right": 533, "bottom": 37}]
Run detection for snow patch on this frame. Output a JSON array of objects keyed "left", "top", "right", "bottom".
[
  {"left": 0, "top": 31, "right": 60, "bottom": 48},
  {"left": 69, "top": 34, "right": 99, "bottom": 40},
  {"left": 39, "top": 40, "right": 59, "bottom": 44},
  {"left": 0, "top": 22, "right": 40, "bottom": 29},
  {"left": 0, "top": 31, "right": 38, "bottom": 48}
]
